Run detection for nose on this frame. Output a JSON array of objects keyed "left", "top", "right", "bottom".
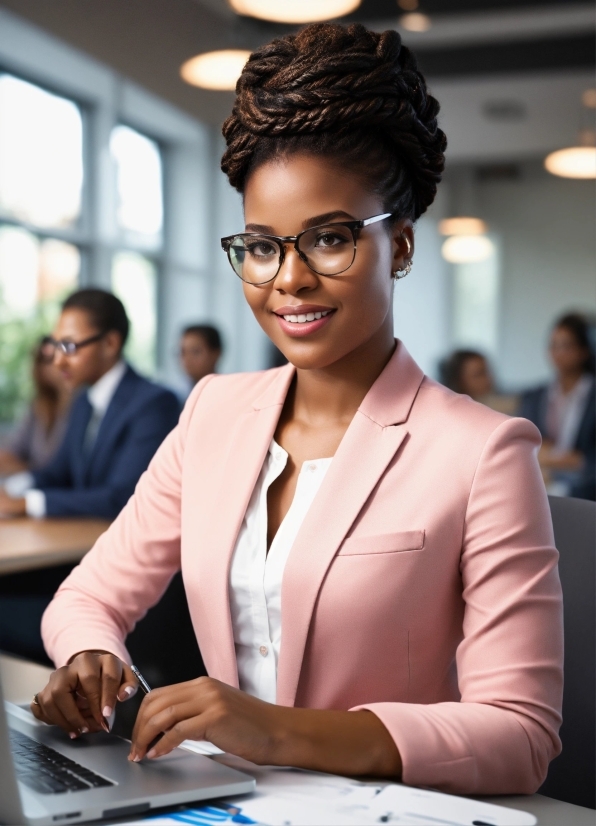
[
  {"left": 53, "top": 349, "right": 67, "bottom": 369},
  {"left": 272, "top": 245, "right": 318, "bottom": 294}
]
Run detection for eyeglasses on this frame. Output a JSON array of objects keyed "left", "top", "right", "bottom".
[
  {"left": 220, "top": 212, "right": 393, "bottom": 285},
  {"left": 41, "top": 332, "right": 105, "bottom": 359}
]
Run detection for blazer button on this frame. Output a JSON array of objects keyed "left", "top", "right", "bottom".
[{"left": 259, "top": 645, "right": 268, "bottom": 657}]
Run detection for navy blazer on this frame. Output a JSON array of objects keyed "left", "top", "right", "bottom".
[
  {"left": 518, "top": 379, "right": 595, "bottom": 501},
  {"left": 33, "top": 366, "right": 181, "bottom": 518}
]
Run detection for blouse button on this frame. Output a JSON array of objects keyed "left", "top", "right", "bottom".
[
  {"left": 308, "top": 463, "right": 316, "bottom": 472},
  {"left": 259, "top": 645, "right": 268, "bottom": 657}
]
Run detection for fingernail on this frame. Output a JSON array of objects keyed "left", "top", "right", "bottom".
[
  {"left": 101, "top": 719, "right": 110, "bottom": 733},
  {"left": 146, "top": 748, "right": 156, "bottom": 759},
  {"left": 102, "top": 705, "right": 113, "bottom": 718},
  {"left": 133, "top": 755, "right": 141, "bottom": 763},
  {"left": 123, "top": 685, "right": 136, "bottom": 697},
  {"left": 69, "top": 732, "right": 78, "bottom": 740},
  {"left": 80, "top": 727, "right": 89, "bottom": 734}
]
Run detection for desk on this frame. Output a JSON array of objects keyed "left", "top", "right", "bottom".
[
  {"left": 0, "top": 517, "right": 109, "bottom": 575},
  {"left": 0, "top": 655, "right": 593, "bottom": 826}
]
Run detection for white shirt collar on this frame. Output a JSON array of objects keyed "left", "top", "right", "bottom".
[{"left": 87, "top": 360, "right": 127, "bottom": 416}]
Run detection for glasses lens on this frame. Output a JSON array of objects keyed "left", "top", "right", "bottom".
[
  {"left": 298, "top": 225, "right": 355, "bottom": 275},
  {"left": 229, "top": 236, "right": 281, "bottom": 284}
]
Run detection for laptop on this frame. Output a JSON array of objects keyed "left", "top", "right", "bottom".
[{"left": 0, "top": 667, "right": 255, "bottom": 826}]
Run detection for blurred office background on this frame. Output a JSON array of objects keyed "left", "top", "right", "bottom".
[{"left": 0, "top": 0, "right": 594, "bottom": 426}]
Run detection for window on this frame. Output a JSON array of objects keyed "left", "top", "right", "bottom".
[
  {"left": 110, "top": 125, "right": 163, "bottom": 374},
  {"left": 0, "top": 74, "right": 83, "bottom": 422}
]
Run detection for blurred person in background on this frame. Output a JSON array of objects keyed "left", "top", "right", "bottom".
[
  {"left": 519, "top": 312, "right": 595, "bottom": 500},
  {"left": 0, "top": 288, "right": 181, "bottom": 519},
  {"left": 0, "top": 337, "right": 73, "bottom": 475},
  {"left": 0, "top": 288, "right": 181, "bottom": 662},
  {"left": 179, "top": 324, "right": 222, "bottom": 389},
  {"left": 439, "top": 349, "right": 517, "bottom": 415}
]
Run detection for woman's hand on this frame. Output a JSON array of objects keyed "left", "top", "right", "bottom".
[
  {"left": 129, "top": 677, "right": 402, "bottom": 779},
  {"left": 0, "top": 489, "right": 26, "bottom": 517},
  {"left": 30, "top": 651, "right": 138, "bottom": 738}
]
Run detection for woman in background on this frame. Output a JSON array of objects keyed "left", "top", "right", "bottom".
[
  {"left": 439, "top": 349, "right": 517, "bottom": 415},
  {"left": 0, "top": 337, "right": 72, "bottom": 475},
  {"left": 519, "top": 313, "right": 595, "bottom": 500}
]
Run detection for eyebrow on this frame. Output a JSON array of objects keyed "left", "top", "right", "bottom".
[{"left": 244, "top": 210, "right": 356, "bottom": 234}]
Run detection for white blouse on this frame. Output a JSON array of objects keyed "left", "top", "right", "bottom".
[{"left": 228, "top": 439, "right": 332, "bottom": 703}]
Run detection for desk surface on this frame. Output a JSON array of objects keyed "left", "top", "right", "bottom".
[{"left": 0, "top": 517, "right": 109, "bottom": 575}]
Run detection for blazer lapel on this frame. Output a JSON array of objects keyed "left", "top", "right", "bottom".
[
  {"left": 194, "top": 365, "right": 295, "bottom": 688},
  {"left": 277, "top": 342, "right": 425, "bottom": 707}
]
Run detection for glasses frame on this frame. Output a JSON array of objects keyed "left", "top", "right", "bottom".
[
  {"left": 220, "top": 212, "right": 393, "bottom": 285},
  {"left": 42, "top": 332, "right": 105, "bottom": 357}
]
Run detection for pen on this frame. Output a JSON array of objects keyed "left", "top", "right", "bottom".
[{"left": 131, "top": 664, "right": 152, "bottom": 694}]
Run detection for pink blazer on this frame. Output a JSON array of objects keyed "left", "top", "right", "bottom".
[{"left": 42, "top": 342, "right": 563, "bottom": 795}]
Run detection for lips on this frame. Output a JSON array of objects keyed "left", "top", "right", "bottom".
[{"left": 273, "top": 305, "right": 336, "bottom": 338}]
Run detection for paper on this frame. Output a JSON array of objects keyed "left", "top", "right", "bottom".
[
  {"left": 180, "top": 739, "right": 225, "bottom": 756},
  {"left": 122, "top": 765, "right": 536, "bottom": 826}
]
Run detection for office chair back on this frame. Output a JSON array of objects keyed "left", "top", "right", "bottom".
[{"left": 539, "top": 495, "right": 596, "bottom": 810}]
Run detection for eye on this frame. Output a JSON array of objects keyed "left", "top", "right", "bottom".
[
  {"left": 246, "top": 240, "right": 277, "bottom": 258},
  {"left": 314, "top": 231, "right": 349, "bottom": 248}
]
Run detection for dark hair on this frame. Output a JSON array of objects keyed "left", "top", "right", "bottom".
[
  {"left": 62, "top": 288, "right": 129, "bottom": 350},
  {"left": 182, "top": 324, "right": 223, "bottom": 353},
  {"left": 221, "top": 23, "right": 446, "bottom": 222},
  {"left": 439, "top": 350, "right": 486, "bottom": 394},
  {"left": 553, "top": 312, "right": 596, "bottom": 375}
]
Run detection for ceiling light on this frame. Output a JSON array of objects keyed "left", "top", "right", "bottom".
[
  {"left": 180, "top": 50, "right": 251, "bottom": 91},
  {"left": 582, "top": 88, "right": 596, "bottom": 108},
  {"left": 399, "top": 13, "right": 431, "bottom": 32},
  {"left": 544, "top": 147, "right": 596, "bottom": 180},
  {"left": 229, "top": 0, "right": 361, "bottom": 24},
  {"left": 441, "top": 235, "right": 495, "bottom": 264},
  {"left": 439, "top": 217, "right": 488, "bottom": 237},
  {"left": 397, "top": 0, "right": 419, "bottom": 10}
]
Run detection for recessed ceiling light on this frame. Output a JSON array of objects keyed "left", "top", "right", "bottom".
[
  {"left": 229, "top": 0, "right": 361, "bottom": 24},
  {"left": 442, "top": 235, "right": 495, "bottom": 264},
  {"left": 438, "top": 217, "right": 488, "bottom": 237},
  {"left": 544, "top": 147, "right": 596, "bottom": 179},
  {"left": 180, "top": 50, "right": 251, "bottom": 91},
  {"left": 582, "top": 88, "right": 596, "bottom": 109},
  {"left": 399, "top": 13, "right": 431, "bottom": 32},
  {"left": 397, "top": 0, "right": 419, "bottom": 10}
]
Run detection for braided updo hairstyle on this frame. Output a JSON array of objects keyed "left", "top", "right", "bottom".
[{"left": 221, "top": 23, "right": 446, "bottom": 222}]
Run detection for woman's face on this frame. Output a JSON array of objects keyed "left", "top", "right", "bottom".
[
  {"left": 460, "top": 356, "right": 493, "bottom": 400},
  {"left": 241, "top": 154, "right": 412, "bottom": 370},
  {"left": 549, "top": 326, "right": 588, "bottom": 376}
]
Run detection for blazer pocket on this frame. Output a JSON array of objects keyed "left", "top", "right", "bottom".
[{"left": 338, "top": 530, "right": 425, "bottom": 556}]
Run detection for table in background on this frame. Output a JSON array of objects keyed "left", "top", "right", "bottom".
[
  {"left": 1, "top": 655, "right": 593, "bottom": 826},
  {"left": 0, "top": 517, "right": 109, "bottom": 575}
]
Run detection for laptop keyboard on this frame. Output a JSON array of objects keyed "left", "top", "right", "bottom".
[{"left": 9, "top": 729, "right": 115, "bottom": 795}]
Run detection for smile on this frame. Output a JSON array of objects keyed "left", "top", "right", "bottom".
[{"left": 281, "top": 310, "right": 332, "bottom": 324}]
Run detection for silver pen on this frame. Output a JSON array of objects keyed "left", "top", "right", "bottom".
[{"left": 131, "top": 664, "right": 152, "bottom": 694}]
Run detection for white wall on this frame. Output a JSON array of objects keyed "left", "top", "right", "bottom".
[{"left": 477, "top": 164, "right": 596, "bottom": 390}]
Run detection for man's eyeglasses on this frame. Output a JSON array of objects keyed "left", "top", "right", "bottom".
[
  {"left": 220, "top": 212, "right": 393, "bottom": 286},
  {"left": 41, "top": 332, "right": 105, "bottom": 359}
]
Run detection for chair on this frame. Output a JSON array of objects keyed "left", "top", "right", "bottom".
[{"left": 539, "top": 495, "right": 596, "bottom": 810}]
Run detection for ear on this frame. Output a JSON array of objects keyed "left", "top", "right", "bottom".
[
  {"left": 103, "top": 330, "right": 123, "bottom": 360},
  {"left": 391, "top": 218, "right": 414, "bottom": 275}
]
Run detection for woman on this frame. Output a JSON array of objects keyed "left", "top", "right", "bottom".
[
  {"left": 34, "top": 24, "right": 563, "bottom": 795},
  {"left": 440, "top": 349, "right": 518, "bottom": 415},
  {"left": 0, "top": 337, "right": 72, "bottom": 475},
  {"left": 519, "top": 313, "right": 595, "bottom": 500}
]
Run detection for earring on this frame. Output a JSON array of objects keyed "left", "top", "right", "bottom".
[{"left": 393, "top": 260, "right": 413, "bottom": 279}]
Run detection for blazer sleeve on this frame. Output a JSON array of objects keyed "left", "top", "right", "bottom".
[
  {"left": 41, "top": 378, "right": 210, "bottom": 668},
  {"left": 31, "top": 409, "right": 78, "bottom": 489},
  {"left": 40, "top": 390, "right": 181, "bottom": 519},
  {"left": 353, "top": 417, "right": 564, "bottom": 795}
]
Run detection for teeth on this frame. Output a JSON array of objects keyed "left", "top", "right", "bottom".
[{"left": 282, "top": 310, "right": 330, "bottom": 323}]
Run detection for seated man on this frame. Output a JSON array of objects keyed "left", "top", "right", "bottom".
[
  {"left": 0, "top": 288, "right": 181, "bottom": 519},
  {"left": 0, "top": 288, "right": 180, "bottom": 661}
]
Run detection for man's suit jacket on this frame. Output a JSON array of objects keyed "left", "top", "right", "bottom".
[
  {"left": 519, "top": 381, "right": 595, "bottom": 500},
  {"left": 33, "top": 366, "right": 181, "bottom": 518},
  {"left": 42, "top": 343, "right": 563, "bottom": 796}
]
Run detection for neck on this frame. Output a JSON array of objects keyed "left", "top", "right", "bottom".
[
  {"left": 91, "top": 358, "right": 121, "bottom": 386},
  {"left": 292, "top": 324, "right": 396, "bottom": 426}
]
